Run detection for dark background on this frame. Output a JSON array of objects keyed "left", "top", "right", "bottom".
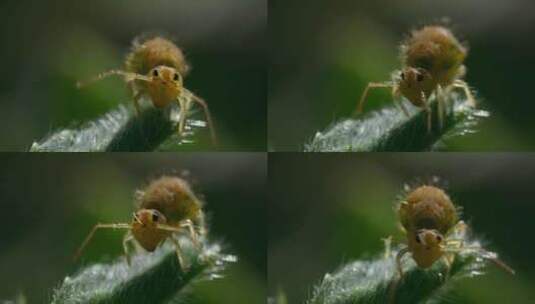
[
  {"left": 269, "top": 0, "right": 535, "bottom": 151},
  {"left": 269, "top": 153, "right": 535, "bottom": 303},
  {"left": 0, "top": 153, "right": 266, "bottom": 303},
  {"left": 0, "top": 0, "right": 266, "bottom": 151}
]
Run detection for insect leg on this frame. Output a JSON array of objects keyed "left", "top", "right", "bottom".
[
  {"left": 436, "top": 85, "right": 445, "bottom": 130},
  {"left": 443, "top": 245, "right": 515, "bottom": 275},
  {"left": 453, "top": 80, "right": 477, "bottom": 107},
  {"left": 169, "top": 235, "right": 186, "bottom": 270},
  {"left": 73, "top": 223, "right": 132, "bottom": 262},
  {"left": 195, "top": 213, "right": 208, "bottom": 238},
  {"left": 395, "top": 247, "right": 410, "bottom": 279},
  {"left": 441, "top": 254, "right": 454, "bottom": 280},
  {"left": 354, "top": 82, "right": 394, "bottom": 115},
  {"left": 393, "top": 87, "right": 410, "bottom": 117},
  {"left": 444, "top": 233, "right": 515, "bottom": 275},
  {"left": 440, "top": 221, "right": 469, "bottom": 273},
  {"left": 127, "top": 82, "right": 143, "bottom": 116},
  {"left": 123, "top": 231, "right": 135, "bottom": 266},
  {"left": 421, "top": 92, "right": 432, "bottom": 133},
  {"left": 76, "top": 70, "right": 151, "bottom": 89},
  {"left": 184, "top": 89, "right": 217, "bottom": 146},
  {"left": 180, "top": 219, "right": 201, "bottom": 249},
  {"left": 131, "top": 92, "right": 143, "bottom": 116},
  {"left": 491, "top": 258, "right": 515, "bottom": 275},
  {"left": 451, "top": 220, "right": 468, "bottom": 240},
  {"left": 176, "top": 95, "right": 189, "bottom": 138},
  {"left": 154, "top": 224, "right": 182, "bottom": 233},
  {"left": 155, "top": 222, "right": 200, "bottom": 249},
  {"left": 444, "top": 238, "right": 464, "bottom": 248},
  {"left": 388, "top": 247, "right": 410, "bottom": 304},
  {"left": 382, "top": 235, "right": 393, "bottom": 259}
]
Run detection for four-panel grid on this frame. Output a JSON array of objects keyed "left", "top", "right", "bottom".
[{"left": 1, "top": 1, "right": 533, "bottom": 303}]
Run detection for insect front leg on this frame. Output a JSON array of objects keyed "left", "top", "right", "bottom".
[
  {"left": 382, "top": 235, "right": 393, "bottom": 259},
  {"left": 176, "top": 95, "right": 190, "bottom": 138},
  {"left": 444, "top": 220, "right": 515, "bottom": 276},
  {"left": 123, "top": 231, "right": 135, "bottom": 266},
  {"left": 77, "top": 70, "right": 151, "bottom": 89},
  {"left": 155, "top": 223, "right": 202, "bottom": 270},
  {"left": 440, "top": 222, "right": 469, "bottom": 274},
  {"left": 155, "top": 221, "right": 200, "bottom": 249},
  {"left": 355, "top": 82, "right": 395, "bottom": 115},
  {"left": 127, "top": 82, "right": 143, "bottom": 116},
  {"left": 388, "top": 247, "right": 410, "bottom": 304},
  {"left": 393, "top": 87, "right": 410, "bottom": 117},
  {"left": 421, "top": 92, "right": 432, "bottom": 133},
  {"left": 73, "top": 223, "right": 132, "bottom": 262},
  {"left": 453, "top": 80, "right": 477, "bottom": 107},
  {"left": 441, "top": 253, "right": 454, "bottom": 280},
  {"left": 184, "top": 89, "right": 217, "bottom": 146},
  {"left": 451, "top": 220, "right": 468, "bottom": 240},
  {"left": 395, "top": 247, "right": 410, "bottom": 279},
  {"left": 436, "top": 85, "right": 445, "bottom": 130},
  {"left": 169, "top": 235, "right": 186, "bottom": 270},
  {"left": 442, "top": 245, "right": 515, "bottom": 275},
  {"left": 180, "top": 219, "right": 201, "bottom": 250}
]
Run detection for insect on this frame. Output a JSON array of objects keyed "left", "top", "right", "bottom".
[
  {"left": 356, "top": 25, "right": 476, "bottom": 132},
  {"left": 388, "top": 182, "right": 515, "bottom": 302},
  {"left": 396, "top": 184, "right": 460, "bottom": 274},
  {"left": 77, "top": 34, "right": 217, "bottom": 145},
  {"left": 73, "top": 175, "right": 206, "bottom": 268}
]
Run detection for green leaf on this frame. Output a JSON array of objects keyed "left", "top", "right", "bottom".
[
  {"left": 305, "top": 95, "right": 489, "bottom": 152},
  {"left": 51, "top": 239, "right": 236, "bottom": 304},
  {"left": 306, "top": 239, "right": 504, "bottom": 304},
  {"left": 30, "top": 105, "right": 210, "bottom": 152}
]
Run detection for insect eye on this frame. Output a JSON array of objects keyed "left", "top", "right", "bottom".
[
  {"left": 436, "top": 235, "right": 443, "bottom": 242},
  {"left": 400, "top": 72, "right": 405, "bottom": 80},
  {"left": 173, "top": 73, "right": 179, "bottom": 81},
  {"left": 415, "top": 234, "right": 421, "bottom": 244},
  {"left": 152, "top": 212, "right": 159, "bottom": 222},
  {"left": 417, "top": 73, "right": 424, "bottom": 82},
  {"left": 153, "top": 69, "right": 159, "bottom": 77}
]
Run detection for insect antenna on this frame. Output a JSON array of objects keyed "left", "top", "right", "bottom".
[
  {"left": 73, "top": 222, "right": 132, "bottom": 262},
  {"left": 76, "top": 70, "right": 151, "bottom": 89},
  {"left": 477, "top": 248, "right": 516, "bottom": 275},
  {"left": 443, "top": 245, "right": 515, "bottom": 275}
]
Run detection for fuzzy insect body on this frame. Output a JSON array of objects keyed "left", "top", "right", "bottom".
[
  {"left": 398, "top": 185, "right": 458, "bottom": 268},
  {"left": 78, "top": 34, "right": 217, "bottom": 145},
  {"left": 126, "top": 36, "right": 189, "bottom": 109},
  {"left": 402, "top": 26, "right": 467, "bottom": 87},
  {"left": 74, "top": 176, "right": 205, "bottom": 268},
  {"left": 399, "top": 185, "right": 457, "bottom": 235},
  {"left": 356, "top": 25, "right": 476, "bottom": 132},
  {"left": 137, "top": 176, "right": 204, "bottom": 232},
  {"left": 388, "top": 182, "right": 514, "bottom": 303},
  {"left": 126, "top": 36, "right": 190, "bottom": 77}
]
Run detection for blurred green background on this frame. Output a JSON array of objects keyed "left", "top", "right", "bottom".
[
  {"left": 269, "top": 153, "right": 535, "bottom": 303},
  {"left": 0, "top": 153, "right": 266, "bottom": 303},
  {"left": 0, "top": 0, "right": 266, "bottom": 151},
  {"left": 269, "top": 0, "right": 535, "bottom": 151}
]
